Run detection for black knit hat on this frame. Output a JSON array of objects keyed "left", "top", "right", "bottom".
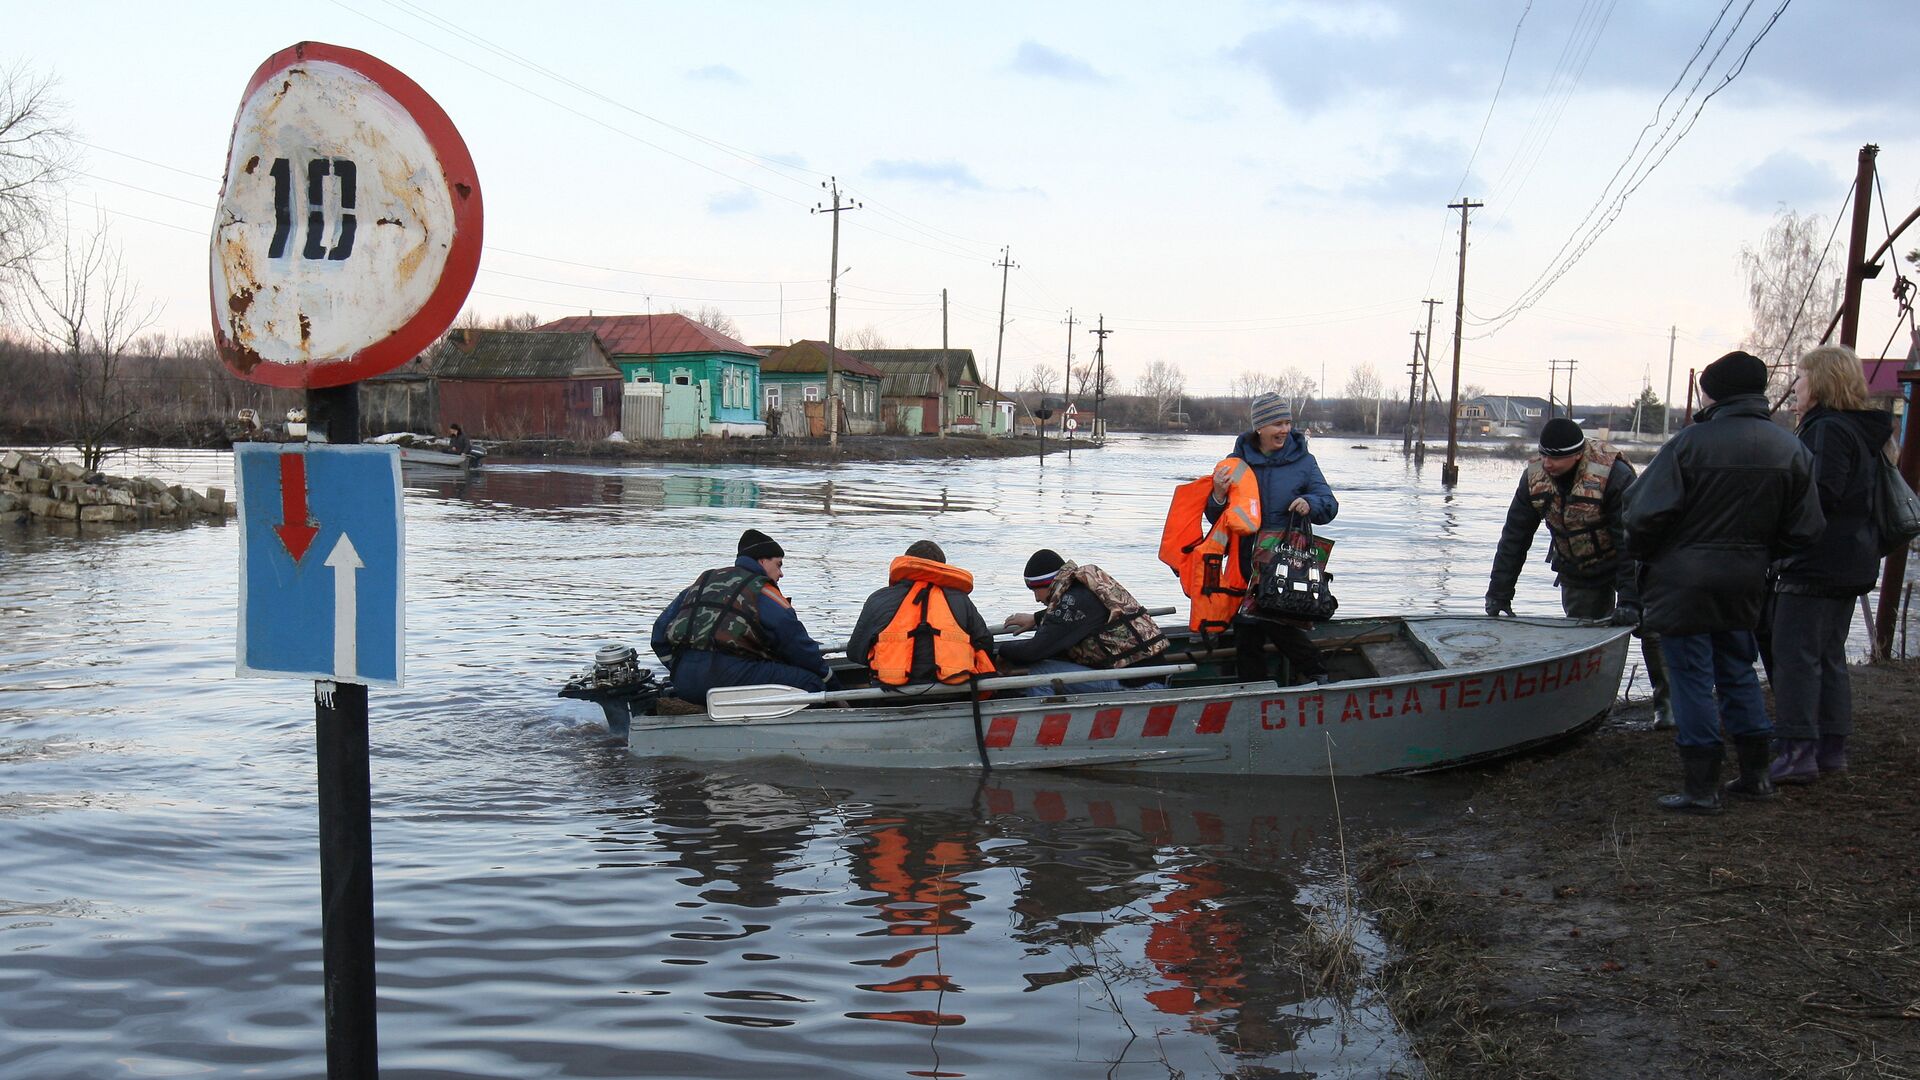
[
  {"left": 1538, "top": 417, "right": 1585, "bottom": 456},
  {"left": 738, "top": 528, "right": 784, "bottom": 560},
  {"left": 1699, "top": 350, "right": 1768, "bottom": 401},
  {"left": 1023, "top": 548, "right": 1065, "bottom": 586}
]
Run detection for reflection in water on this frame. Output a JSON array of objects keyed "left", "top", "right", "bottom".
[{"left": 581, "top": 763, "right": 1454, "bottom": 1074}]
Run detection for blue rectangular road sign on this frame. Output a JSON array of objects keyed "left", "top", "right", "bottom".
[{"left": 235, "top": 444, "right": 405, "bottom": 686}]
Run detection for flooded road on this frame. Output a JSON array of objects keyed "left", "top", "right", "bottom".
[{"left": 2, "top": 434, "right": 1617, "bottom": 1077}]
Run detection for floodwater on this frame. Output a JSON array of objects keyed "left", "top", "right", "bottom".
[{"left": 2, "top": 434, "right": 1626, "bottom": 1078}]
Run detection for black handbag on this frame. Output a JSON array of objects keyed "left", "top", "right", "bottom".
[{"left": 1249, "top": 515, "right": 1339, "bottom": 622}]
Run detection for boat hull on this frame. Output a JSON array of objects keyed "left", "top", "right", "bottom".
[{"left": 621, "top": 617, "right": 1634, "bottom": 776}]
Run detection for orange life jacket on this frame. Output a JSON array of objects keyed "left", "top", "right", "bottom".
[
  {"left": 1158, "top": 458, "right": 1262, "bottom": 635},
  {"left": 868, "top": 556, "right": 997, "bottom": 686}
]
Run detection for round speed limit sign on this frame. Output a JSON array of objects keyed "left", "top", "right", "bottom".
[{"left": 210, "top": 42, "right": 483, "bottom": 388}]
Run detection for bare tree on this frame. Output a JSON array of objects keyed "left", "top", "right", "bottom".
[
  {"left": 1134, "top": 359, "right": 1186, "bottom": 429},
  {"left": 845, "top": 324, "right": 889, "bottom": 350},
  {"left": 1741, "top": 208, "right": 1842, "bottom": 387},
  {"left": 677, "top": 304, "right": 742, "bottom": 341},
  {"left": 1070, "top": 359, "right": 1119, "bottom": 403},
  {"left": 1018, "top": 362, "right": 1058, "bottom": 396},
  {"left": 1343, "top": 362, "right": 1385, "bottom": 433},
  {"left": 18, "top": 219, "right": 159, "bottom": 469},
  {"left": 0, "top": 64, "right": 75, "bottom": 292},
  {"left": 1272, "top": 366, "right": 1316, "bottom": 417},
  {"left": 1228, "top": 370, "right": 1277, "bottom": 401},
  {"left": 1460, "top": 382, "right": 1487, "bottom": 403}
]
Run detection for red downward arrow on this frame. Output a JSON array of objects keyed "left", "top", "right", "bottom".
[{"left": 275, "top": 454, "right": 319, "bottom": 562}]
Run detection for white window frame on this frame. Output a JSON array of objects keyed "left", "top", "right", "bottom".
[
  {"left": 765, "top": 384, "right": 782, "bottom": 411},
  {"left": 592, "top": 385, "right": 605, "bottom": 417},
  {"left": 803, "top": 384, "right": 821, "bottom": 402}
]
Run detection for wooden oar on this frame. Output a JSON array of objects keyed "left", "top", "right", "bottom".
[
  {"left": 705, "top": 662, "right": 1199, "bottom": 722},
  {"left": 819, "top": 606, "right": 1177, "bottom": 656}
]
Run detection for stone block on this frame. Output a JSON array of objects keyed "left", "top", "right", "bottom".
[
  {"left": 0, "top": 450, "right": 20, "bottom": 471},
  {"left": 153, "top": 493, "right": 181, "bottom": 516},
  {"left": 76, "top": 485, "right": 106, "bottom": 506},
  {"left": 224, "top": 503, "right": 237, "bottom": 518},
  {"left": 79, "top": 504, "right": 122, "bottom": 523},
  {"left": 17, "top": 461, "right": 41, "bottom": 481},
  {"left": 0, "top": 492, "right": 18, "bottom": 513},
  {"left": 202, "top": 487, "right": 226, "bottom": 510},
  {"left": 47, "top": 498, "right": 78, "bottom": 520},
  {"left": 107, "top": 487, "right": 135, "bottom": 507},
  {"left": 26, "top": 479, "right": 51, "bottom": 495},
  {"left": 27, "top": 495, "right": 56, "bottom": 516},
  {"left": 53, "top": 462, "right": 85, "bottom": 482}
]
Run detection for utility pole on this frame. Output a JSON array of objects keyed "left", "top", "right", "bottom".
[
  {"left": 942, "top": 288, "right": 949, "bottom": 350},
  {"left": 1062, "top": 308, "right": 1077, "bottom": 411},
  {"left": 1566, "top": 359, "right": 1576, "bottom": 416},
  {"left": 1419, "top": 298, "right": 1441, "bottom": 455},
  {"left": 812, "top": 176, "right": 860, "bottom": 447},
  {"left": 992, "top": 245, "right": 1016, "bottom": 393},
  {"left": 1840, "top": 144, "right": 1880, "bottom": 349},
  {"left": 1089, "top": 316, "right": 1111, "bottom": 441},
  {"left": 1403, "top": 330, "right": 1423, "bottom": 453},
  {"left": 1663, "top": 325, "right": 1676, "bottom": 440},
  {"left": 1443, "top": 199, "right": 1481, "bottom": 485}
]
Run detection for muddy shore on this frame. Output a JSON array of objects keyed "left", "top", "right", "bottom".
[
  {"left": 1360, "top": 660, "right": 1920, "bottom": 1079},
  {"left": 479, "top": 433, "right": 1100, "bottom": 465}
]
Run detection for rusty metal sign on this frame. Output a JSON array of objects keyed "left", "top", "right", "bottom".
[{"left": 210, "top": 42, "right": 483, "bottom": 388}]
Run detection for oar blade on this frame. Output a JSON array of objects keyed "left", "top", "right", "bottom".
[{"left": 703, "top": 683, "right": 821, "bottom": 723}]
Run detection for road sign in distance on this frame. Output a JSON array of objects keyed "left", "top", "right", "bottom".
[
  {"left": 1066, "top": 417, "right": 1079, "bottom": 431},
  {"left": 211, "top": 41, "right": 483, "bottom": 388}
]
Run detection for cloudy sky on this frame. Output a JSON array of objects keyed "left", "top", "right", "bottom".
[{"left": 8, "top": 0, "right": 1917, "bottom": 406}]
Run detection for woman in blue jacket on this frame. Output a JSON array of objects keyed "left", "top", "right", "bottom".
[{"left": 1206, "top": 392, "right": 1338, "bottom": 683}]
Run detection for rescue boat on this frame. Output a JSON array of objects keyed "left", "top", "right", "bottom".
[{"left": 560, "top": 614, "right": 1633, "bottom": 776}]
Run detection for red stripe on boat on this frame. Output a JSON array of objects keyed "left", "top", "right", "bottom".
[
  {"left": 1142, "top": 704, "right": 1177, "bottom": 738},
  {"left": 1037, "top": 713, "right": 1071, "bottom": 746},
  {"left": 986, "top": 716, "right": 1017, "bottom": 748},
  {"left": 1089, "top": 708, "right": 1122, "bottom": 740},
  {"left": 1034, "top": 790, "right": 1066, "bottom": 821},
  {"left": 1195, "top": 701, "right": 1230, "bottom": 734}
]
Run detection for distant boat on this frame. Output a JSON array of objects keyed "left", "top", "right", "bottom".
[
  {"left": 560, "top": 616, "right": 1633, "bottom": 776},
  {"left": 367, "top": 432, "right": 486, "bottom": 469}
]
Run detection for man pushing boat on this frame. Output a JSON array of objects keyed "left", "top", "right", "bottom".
[{"left": 651, "top": 529, "right": 833, "bottom": 703}]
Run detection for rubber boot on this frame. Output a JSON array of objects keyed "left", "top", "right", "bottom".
[
  {"left": 1723, "top": 735, "right": 1776, "bottom": 800},
  {"left": 1658, "top": 744, "right": 1724, "bottom": 814},
  {"left": 1816, "top": 734, "right": 1849, "bottom": 775},
  {"left": 1768, "top": 738, "right": 1819, "bottom": 785}
]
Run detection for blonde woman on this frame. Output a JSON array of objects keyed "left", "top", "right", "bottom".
[{"left": 1769, "top": 345, "right": 1896, "bottom": 784}]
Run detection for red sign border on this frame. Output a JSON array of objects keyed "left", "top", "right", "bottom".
[{"left": 212, "top": 41, "right": 484, "bottom": 389}]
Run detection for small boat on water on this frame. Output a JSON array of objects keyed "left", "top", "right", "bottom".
[
  {"left": 560, "top": 615, "right": 1633, "bottom": 776},
  {"left": 367, "top": 432, "right": 487, "bottom": 469}
]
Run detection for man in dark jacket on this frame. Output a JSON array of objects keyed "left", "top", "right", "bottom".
[
  {"left": 651, "top": 529, "right": 833, "bottom": 704},
  {"left": 845, "top": 540, "right": 998, "bottom": 686},
  {"left": 1000, "top": 549, "right": 1168, "bottom": 695},
  {"left": 1623, "top": 351, "right": 1824, "bottom": 813},
  {"left": 1487, "top": 417, "right": 1670, "bottom": 726}
]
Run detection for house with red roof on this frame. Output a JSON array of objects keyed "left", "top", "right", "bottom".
[
  {"left": 756, "top": 340, "right": 884, "bottom": 436},
  {"left": 533, "top": 314, "right": 767, "bottom": 436}
]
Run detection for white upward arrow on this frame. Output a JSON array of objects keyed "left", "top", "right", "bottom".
[{"left": 324, "top": 534, "right": 364, "bottom": 681}]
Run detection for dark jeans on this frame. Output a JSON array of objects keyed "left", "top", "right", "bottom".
[
  {"left": 1560, "top": 580, "right": 1669, "bottom": 710},
  {"left": 1657, "top": 631, "right": 1771, "bottom": 749},
  {"left": 1769, "top": 591, "right": 1854, "bottom": 740},
  {"left": 668, "top": 650, "right": 830, "bottom": 704},
  {"left": 1234, "top": 617, "right": 1325, "bottom": 684}
]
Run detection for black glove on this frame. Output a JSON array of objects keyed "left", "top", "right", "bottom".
[
  {"left": 1484, "top": 596, "right": 1515, "bottom": 617},
  {"left": 1608, "top": 604, "right": 1642, "bottom": 628}
]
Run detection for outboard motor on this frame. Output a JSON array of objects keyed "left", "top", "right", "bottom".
[{"left": 559, "top": 644, "right": 668, "bottom": 739}]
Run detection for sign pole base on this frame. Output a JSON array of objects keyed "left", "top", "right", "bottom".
[{"left": 316, "top": 679, "right": 379, "bottom": 1078}]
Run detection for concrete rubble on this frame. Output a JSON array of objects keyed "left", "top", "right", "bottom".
[{"left": 0, "top": 450, "right": 235, "bottom": 528}]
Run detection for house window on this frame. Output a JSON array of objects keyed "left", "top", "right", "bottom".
[
  {"left": 803, "top": 384, "right": 820, "bottom": 402},
  {"left": 674, "top": 374, "right": 691, "bottom": 386},
  {"left": 1524, "top": 407, "right": 1541, "bottom": 418},
  {"left": 592, "top": 386, "right": 605, "bottom": 417},
  {"left": 765, "top": 385, "right": 782, "bottom": 410},
  {"left": 633, "top": 371, "right": 652, "bottom": 383}
]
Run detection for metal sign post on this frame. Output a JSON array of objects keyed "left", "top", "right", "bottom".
[{"left": 214, "top": 41, "right": 481, "bottom": 1079}]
